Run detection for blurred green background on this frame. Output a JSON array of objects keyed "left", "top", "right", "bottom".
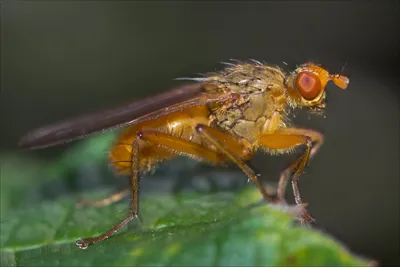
[{"left": 1, "top": 1, "right": 399, "bottom": 266}]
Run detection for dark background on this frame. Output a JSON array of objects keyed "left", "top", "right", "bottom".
[{"left": 1, "top": 1, "right": 399, "bottom": 266}]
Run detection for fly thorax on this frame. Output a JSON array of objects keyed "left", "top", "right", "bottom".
[
  {"left": 209, "top": 92, "right": 273, "bottom": 142},
  {"left": 205, "top": 62, "right": 288, "bottom": 141}
]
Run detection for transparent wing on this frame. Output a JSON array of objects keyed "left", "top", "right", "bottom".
[{"left": 19, "top": 83, "right": 232, "bottom": 150}]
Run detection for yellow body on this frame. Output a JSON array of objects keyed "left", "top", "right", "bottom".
[{"left": 109, "top": 61, "right": 349, "bottom": 175}]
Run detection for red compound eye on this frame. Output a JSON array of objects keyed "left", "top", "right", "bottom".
[{"left": 295, "top": 71, "right": 322, "bottom": 100}]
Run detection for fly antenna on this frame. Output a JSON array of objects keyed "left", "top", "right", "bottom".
[{"left": 330, "top": 61, "right": 350, "bottom": 89}]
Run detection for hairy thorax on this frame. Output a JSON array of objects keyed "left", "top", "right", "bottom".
[{"left": 204, "top": 63, "right": 289, "bottom": 144}]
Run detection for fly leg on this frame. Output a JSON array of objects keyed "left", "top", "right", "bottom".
[
  {"left": 75, "top": 122, "right": 284, "bottom": 249},
  {"left": 276, "top": 129, "right": 324, "bottom": 203},
  {"left": 76, "top": 136, "right": 141, "bottom": 249},
  {"left": 75, "top": 128, "right": 231, "bottom": 249},
  {"left": 195, "top": 124, "right": 275, "bottom": 202},
  {"left": 76, "top": 188, "right": 130, "bottom": 208},
  {"left": 258, "top": 128, "right": 324, "bottom": 226}
]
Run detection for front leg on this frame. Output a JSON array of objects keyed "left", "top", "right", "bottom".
[{"left": 258, "top": 128, "right": 324, "bottom": 226}]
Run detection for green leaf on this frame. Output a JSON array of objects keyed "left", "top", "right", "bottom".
[
  {"left": 1, "top": 186, "right": 371, "bottom": 266},
  {"left": 0, "top": 131, "right": 374, "bottom": 266},
  {"left": 0, "top": 155, "right": 44, "bottom": 217}
]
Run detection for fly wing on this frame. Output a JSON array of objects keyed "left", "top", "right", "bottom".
[{"left": 19, "top": 82, "right": 226, "bottom": 150}]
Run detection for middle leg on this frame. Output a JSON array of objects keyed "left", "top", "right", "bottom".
[{"left": 195, "top": 124, "right": 275, "bottom": 202}]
